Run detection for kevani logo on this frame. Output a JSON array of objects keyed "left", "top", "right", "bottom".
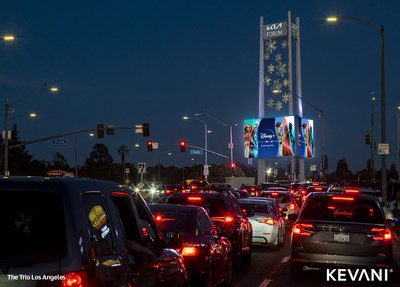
[{"left": 326, "top": 268, "right": 392, "bottom": 282}]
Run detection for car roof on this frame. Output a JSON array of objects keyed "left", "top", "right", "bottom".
[
  {"left": 149, "top": 203, "right": 203, "bottom": 213},
  {"left": 307, "top": 191, "right": 381, "bottom": 202},
  {"left": 261, "top": 190, "right": 290, "bottom": 194},
  {"left": 238, "top": 198, "right": 270, "bottom": 205}
]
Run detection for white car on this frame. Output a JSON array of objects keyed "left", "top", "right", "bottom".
[
  {"left": 258, "top": 190, "right": 300, "bottom": 223},
  {"left": 238, "top": 198, "right": 285, "bottom": 248}
]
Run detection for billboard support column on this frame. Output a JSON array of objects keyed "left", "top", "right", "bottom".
[
  {"left": 288, "top": 11, "right": 295, "bottom": 181},
  {"left": 258, "top": 16, "right": 266, "bottom": 184}
]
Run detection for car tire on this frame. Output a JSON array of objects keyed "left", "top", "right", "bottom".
[
  {"left": 233, "top": 240, "right": 242, "bottom": 271},
  {"left": 222, "top": 258, "right": 233, "bottom": 287},
  {"left": 242, "top": 236, "right": 252, "bottom": 264},
  {"left": 203, "top": 263, "right": 214, "bottom": 287},
  {"left": 290, "top": 261, "right": 303, "bottom": 278}
]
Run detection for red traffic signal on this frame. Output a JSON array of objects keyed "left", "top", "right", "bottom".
[
  {"left": 230, "top": 163, "right": 236, "bottom": 169},
  {"left": 147, "top": 141, "right": 153, "bottom": 151},
  {"left": 180, "top": 141, "right": 186, "bottom": 152}
]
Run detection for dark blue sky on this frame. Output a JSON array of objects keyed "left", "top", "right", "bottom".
[{"left": 0, "top": 0, "right": 399, "bottom": 175}]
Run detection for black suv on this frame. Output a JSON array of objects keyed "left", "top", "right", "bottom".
[
  {"left": 165, "top": 192, "right": 253, "bottom": 268},
  {"left": 0, "top": 176, "right": 188, "bottom": 287}
]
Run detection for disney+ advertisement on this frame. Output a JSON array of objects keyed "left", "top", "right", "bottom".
[{"left": 244, "top": 116, "right": 314, "bottom": 158}]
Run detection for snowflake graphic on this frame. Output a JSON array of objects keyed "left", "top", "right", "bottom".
[
  {"left": 264, "top": 53, "right": 270, "bottom": 60},
  {"left": 267, "top": 98, "right": 274, "bottom": 107},
  {"left": 276, "top": 62, "right": 287, "bottom": 77},
  {"left": 276, "top": 101, "right": 283, "bottom": 111},
  {"left": 275, "top": 53, "right": 282, "bottom": 62},
  {"left": 281, "top": 41, "right": 288, "bottom": 48},
  {"left": 265, "top": 39, "right": 277, "bottom": 54},
  {"left": 283, "top": 79, "right": 289, "bottom": 87},
  {"left": 267, "top": 64, "right": 275, "bottom": 74},
  {"left": 282, "top": 93, "right": 290, "bottom": 103},
  {"left": 272, "top": 79, "right": 282, "bottom": 92},
  {"left": 264, "top": 76, "right": 271, "bottom": 86}
]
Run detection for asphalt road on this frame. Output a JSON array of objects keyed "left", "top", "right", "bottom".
[{"left": 230, "top": 229, "right": 400, "bottom": 287}]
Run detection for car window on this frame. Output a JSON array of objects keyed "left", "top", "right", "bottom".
[
  {"left": 112, "top": 195, "right": 141, "bottom": 242},
  {"left": 131, "top": 194, "right": 161, "bottom": 243},
  {"left": 239, "top": 202, "right": 270, "bottom": 214},
  {"left": 198, "top": 211, "right": 213, "bottom": 236},
  {"left": 261, "top": 193, "right": 291, "bottom": 203},
  {"left": 301, "top": 197, "right": 385, "bottom": 224},
  {"left": 82, "top": 194, "right": 115, "bottom": 257},
  {"left": 0, "top": 189, "right": 67, "bottom": 263},
  {"left": 167, "top": 197, "right": 227, "bottom": 217},
  {"left": 151, "top": 209, "right": 190, "bottom": 233}
]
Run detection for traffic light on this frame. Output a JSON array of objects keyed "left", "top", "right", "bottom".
[
  {"left": 180, "top": 141, "right": 186, "bottom": 152},
  {"left": 97, "top": 124, "right": 104, "bottom": 138},
  {"left": 230, "top": 162, "right": 236, "bottom": 175},
  {"left": 143, "top": 123, "right": 149, "bottom": 137},
  {"left": 147, "top": 141, "right": 153, "bottom": 151},
  {"left": 106, "top": 125, "right": 114, "bottom": 135},
  {"left": 365, "top": 134, "right": 370, "bottom": 145}
]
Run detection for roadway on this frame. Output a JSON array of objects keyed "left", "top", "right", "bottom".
[{"left": 230, "top": 229, "right": 400, "bottom": 287}]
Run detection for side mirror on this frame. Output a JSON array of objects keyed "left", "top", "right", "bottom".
[
  {"left": 288, "top": 213, "right": 298, "bottom": 222},
  {"left": 163, "top": 231, "right": 183, "bottom": 250},
  {"left": 387, "top": 219, "right": 398, "bottom": 228}
]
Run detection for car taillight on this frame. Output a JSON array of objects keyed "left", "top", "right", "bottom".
[
  {"left": 165, "top": 189, "right": 171, "bottom": 194},
  {"left": 243, "top": 188, "right": 248, "bottom": 191},
  {"left": 181, "top": 246, "right": 199, "bottom": 256},
  {"left": 302, "top": 195, "right": 306, "bottom": 201},
  {"left": 62, "top": 271, "right": 86, "bottom": 287},
  {"left": 225, "top": 216, "right": 233, "bottom": 223},
  {"left": 271, "top": 192, "right": 278, "bottom": 196},
  {"left": 369, "top": 228, "right": 391, "bottom": 241},
  {"left": 315, "top": 187, "right": 323, "bottom": 191},
  {"left": 257, "top": 219, "right": 275, "bottom": 225},
  {"left": 290, "top": 189, "right": 294, "bottom": 194},
  {"left": 188, "top": 196, "right": 202, "bottom": 201},
  {"left": 289, "top": 203, "right": 295, "bottom": 210},
  {"left": 301, "top": 190, "right": 306, "bottom": 194},
  {"left": 345, "top": 189, "right": 359, "bottom": 193},
  {"left": 293, "top": 223, "right": 314, "bottom": 236},
  {"left": 332, "top": 196, "right": 354, "bottom": 201}
]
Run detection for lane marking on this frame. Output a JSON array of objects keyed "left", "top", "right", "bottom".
[
  {"left": 259, "top": 279, "right": 272, "bottom": 287},
  {"left": 280, "top": 256, "right": 290, "bottom": 264}
]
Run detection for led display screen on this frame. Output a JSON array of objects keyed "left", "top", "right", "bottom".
[{"left": 299, "top": 118, "right": 314, "bottom": 158}]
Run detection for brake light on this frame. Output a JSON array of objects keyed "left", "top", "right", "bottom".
[
  {"left": 182, "top": 189, "right": 186, "bottom": 193},
  {"left": 188, "top": 196, "right": 202, "bottom": 201},
  {"left": 369, "top": 228, "right": 391, "bottom": 240},
  {"left": 243, "top": 188, "right": 248, "bottom": 191},
  {"left": 302, "top": 195, "right": 306, "bottom": 201},
  {"left": 293, "top": 223, "right": 314, "bottom": 236},
  {"left": 290, "top": 189, "right": 294, "bottom": 194},
  {"left": 289, "top": 203, "right": 295, "bottom": 210},
  {"left": 62, "top": 271, "right": 86, "bottom": 287},
  {"left": 225, "top": 216, "right": 233, "bottom": 223},
  {"left": 315, "top": 187, "right": 323, "bottom": 191},
  {"left": 301, "top": 190, "right": 306, "bottom": 194},
  {"left": 165, "top": 189, "right": 171, "bottom": 194},
  {"left": 155, "top": 215, "right": 162, "bottom": 221},
  {"left": 191, "top": 186, "right": 196, "bottom": 190},
  {"left": 271, "top": 192, "right": 278, "bottom": 196},
  {"left": 332, "top": 197, "right": 354, "bottom": 201},
  {"left": 181, "top": 246, "right": 199, "bottom": 256},
  {"left": 257, "top": 219, "right": 275, "bottom": 225},
  {"left": 312, "top": 183, "right": 319, "bottom": 186},
  {"left": 345, "top": 189, "right": 359, "bottom": 193}
]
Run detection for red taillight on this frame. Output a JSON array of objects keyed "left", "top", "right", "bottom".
[
  {"left": 257, "top": 219, "right": 275, "bottom": 225},
  {"left": 243, "top": 188, "right": 248, "bottom": 191},
  {"left": 290, "top": 189, "right": 294, "bottom": 194},
  {"left": 369, "top": 228, "right": 391, "bottom": 241},
  {"left": 271, "top": 192, "right": 278, "bottom": 196},
  {"left": 165, "top": 190, "right": 171, "bottom": 194},
  {"left": 289, "top": 203, "right": 295, "bottom": 210},
  {"left": 332, "top": 196, "right": 354, "bottom": 201},
  {"left": 188, "top": 196, "right": 202, "bottom": 201},
  {"left": 62, "top": 271, "right": 86, "bottom": 287},
  {"left": 155, "top": 215, "right": 162, "bottom": 221},
  {"left": 191, "top": 186, "right": 196, "bottom": 190},
  {"left": 293, "top": 223, "right": 314, "bottom": 236},
  {"left": 345, "top": 189, "right": 359, "bottom": 193},
  {"left": 301, "top": 190, "right": 306, "bottom": 194},
  {"left": 182, "top": 190, "right": 186, "bottom": 193},
  {"left": 312, "top": 183, "right": 319, "bottom": 186},
  {"left": 315, "top": 187, "right": 323, "bottom": 191},
  {"left": 225, "top": 216, "right": 233, "bottom": 222},
  {"left": 302, "top": 195, "right": 306, "bottom": 201},
  {"left": 181, "top": 246, "right": 199, "bottom": 256}
]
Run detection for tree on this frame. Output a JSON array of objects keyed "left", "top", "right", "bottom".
[
  {"left": 50, "top": 152, "right": 71, "bottom": 170},
  {"left": 334, "top": 158, "right": 353, "bottom": 184},
  {"left": 8, "top": 124, "right": 34, "bottom": 175},
  {"left": 84, "top": 143, "right": 116, "bottom": 180},
  {"left": 117, "top": 145, "right": 130, "bottom": 181},
  {"left": 389, "top": 163, "right": 398, "bottom": 181}
]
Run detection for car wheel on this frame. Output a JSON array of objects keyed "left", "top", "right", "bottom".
[
  {"left": 278, "top": 229, "right": 284, "bottom": 246},
  {"left": 203, "top": 263, "right": 214, "bottom": 287},
  {"left": 270, "top": 233, "right": 279, "bottom": 250},
  {"left": 290, "top": 261, "right": 303, "bottom": 278},
  {"left": 242, "top": 236, "right": 252, "bottom": 264},
  {"left": 233, "top": 240, "right": 242, "bottom": 271},
  {"left": 222, "top": 258, "right": 233, "bottom": 287}
]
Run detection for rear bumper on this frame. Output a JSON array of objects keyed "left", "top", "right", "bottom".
[{"left": 291, "top": 251, "right": 392, "bottom": 268}]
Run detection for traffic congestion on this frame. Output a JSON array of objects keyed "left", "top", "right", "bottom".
[{"left": 1, "top": 175, "right": 399, "bottom": 287}]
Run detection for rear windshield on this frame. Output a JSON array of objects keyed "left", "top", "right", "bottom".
[
  {"left": 260, "top": 193, "right": 291, "bottom": 203},
  {"left": 150, "top": 210, "right": 190, "bottom": 232},
  {"left": 301, "top": 197, "right": 385, "bottom": 224},
  {"left": 0, "top": 190, "right": 67, "bottom": 263},
  {"left": 167, "top": 197, "right": 227, "bottom": 217},
  {"left": 239, "top": 202, "right": 270, "bottom": 214}
]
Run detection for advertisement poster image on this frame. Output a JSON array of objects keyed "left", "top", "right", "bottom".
[
  {"left": 299, "top": 118, "right": 314, "bottom": 157},
  {"left": 274, "top": 116, "right": 295, "bottom": 157},
  {"left": 244, "top": 119, "right": 260, "bottom": 158}
]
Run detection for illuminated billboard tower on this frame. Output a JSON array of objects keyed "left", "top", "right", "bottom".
[{"left": 258, "top": 12, "right": 305, "bottom": 183}]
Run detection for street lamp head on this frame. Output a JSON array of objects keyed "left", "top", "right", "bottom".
[
  {"left": 29, "top": 113, "right": 36, "bottom": 118},
  {"left": 326, "top": 17, "right": 339, "bottom": 22},
  {"left": 207, "top": 130, "right": 212, "bottom": 133},
  {"left": 183, "top": 116, "right": 189, "bottom": 120},
  {"left": 398, "top": 106, "right": 400, "bottom": 110},
  {"left": 49, "top": 87, "right": 58, "bottom": 92},
  {"left": 3, "top": 35, "right": 15, "bottom": 41},
  {"left": 272, "top": 89, "right": 281, "bottom": 94},
  {"left": 89, "top": 133, "right": 95, "bottom": 137}
]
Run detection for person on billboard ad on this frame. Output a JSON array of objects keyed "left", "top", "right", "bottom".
[
  {"left": 282, "top": 123, "right": 293, "bottom": 156},
  {"left": 275, "top": 122, "right": 284, "bottom": 156},
  {"left": 251, "top": 121, "right": 259, "bottom": 157},
  {"left": 244, "top": 123, "right": 253, "bottom": 158},
  {"left": 307, "top": 125, "right": 314, "bottom": 157}
]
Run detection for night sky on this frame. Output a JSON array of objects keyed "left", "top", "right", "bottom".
[{"left": 0, "top": 0, "right": 399, "bottom": 176}]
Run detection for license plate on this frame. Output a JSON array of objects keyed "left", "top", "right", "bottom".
[{"left": 334, "top": 233, "right": 350, "bottom": 243}]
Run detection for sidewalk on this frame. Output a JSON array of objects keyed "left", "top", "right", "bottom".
[{"left": 393, "top": 232, "right": 400, "bottom": 268}]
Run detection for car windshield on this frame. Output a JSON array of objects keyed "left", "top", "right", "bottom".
[
  {"left": 0, "top": 190, "right": 67, "bottom": 263},
  {"left": 260, "top": 193, "right": 291, "bottom": 203},
  {"left": 167, "top": 197, "right": 227, "bottom": 217},
  {"left": 239, "top": 202, "right": 270, "bottom": 214},
  {"left": 301, "top": 197, "right": 385, "bottom": 224}
]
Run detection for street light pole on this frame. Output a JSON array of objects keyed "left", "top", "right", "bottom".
[
  {"left": 398, "top": 106, "right": 400, "bottom": 182},
  {"left": 183, "top": 116, "right": 208, "bottom": 181},
  {"left": 326, "top": 16, "right": 387, "bottom": 204},
  {"left": 195, "top": 111, "right": 233, "bottom": 165},
  {"left": 4, "top": 87, "right": 58, "bottom": 175},
  {"left": 371, "top": 92, "right": 376, "bottom": 182}
]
